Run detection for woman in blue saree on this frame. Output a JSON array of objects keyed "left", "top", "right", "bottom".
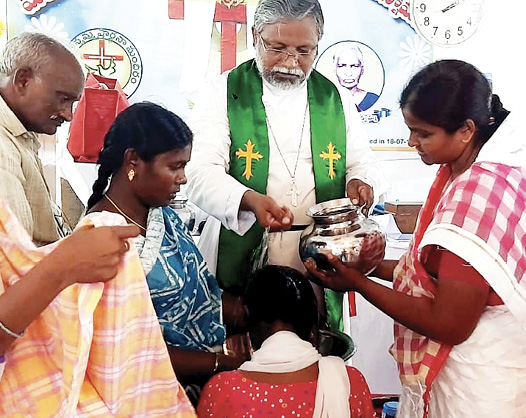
[{"left": 85, "top": 102, "right": 247, "bottom": 400}]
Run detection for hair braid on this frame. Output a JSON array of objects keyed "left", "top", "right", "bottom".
[
  {"left": 86, "top": 101, "right": 193, "bottom": 211},
  {"left": 86, "top": 164, "right": 112, "bottom": 210}
]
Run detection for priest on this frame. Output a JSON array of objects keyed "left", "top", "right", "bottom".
[{"left": 185, "top": 0, "right": 389, "bottom": 332}]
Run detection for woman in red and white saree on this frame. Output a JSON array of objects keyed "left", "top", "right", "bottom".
[{"left": 306, "top": 60, "right": 526, "bottom": 418}]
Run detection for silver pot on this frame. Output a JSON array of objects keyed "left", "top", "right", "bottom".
[
  {"left": 169, "top": 194, "right": 196, "bottom": 231},
  {"left": 299, "top": 198, "right": 386, "bottom": 274}
]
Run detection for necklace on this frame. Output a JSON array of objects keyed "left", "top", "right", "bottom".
[
  {"left": 104, "top": 194, "right": 147, "bottom": 232},
  {"left": 266, "top": 104, "right": 308, "bottom": 207}
]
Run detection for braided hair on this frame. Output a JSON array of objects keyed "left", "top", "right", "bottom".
[
  {"left": 400, "top": 59, "right": 509, "bottom": 148},
  {"left": 86, "top": 102, "right": 193, "bottom": 210}
]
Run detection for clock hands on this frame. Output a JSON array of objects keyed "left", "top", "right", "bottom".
[
  {"left": 442, "top": 0, "right": 460, "bottom": 13},
  {"left": 412, "top": 0, "right": 484, "bottom": 46}
]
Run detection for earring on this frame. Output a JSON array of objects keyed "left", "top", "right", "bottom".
[{"left": 128, "top": 168, "right": 135, "bottom": 182}]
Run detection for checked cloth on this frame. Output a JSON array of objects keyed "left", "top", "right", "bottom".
[
  {"left": 0, "top": 200, "right": 196, "bottom": 417},
  {"left": 391, "top": 161, "right": 526, "bottom": 415}
]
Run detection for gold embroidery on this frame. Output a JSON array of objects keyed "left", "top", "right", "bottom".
[
  {"left": 320, "top": 142, "right": 341, "bottom": 180},
  {"left": 236, "top": 140, "right": 263, "bottom": 180}
]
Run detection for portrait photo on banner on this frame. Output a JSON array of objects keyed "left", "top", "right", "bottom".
[{"left": 316, "top": 40, "right": 385, "bottom": 113}]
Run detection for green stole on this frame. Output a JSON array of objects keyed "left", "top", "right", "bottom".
[{"left": 218, "top": 59, "right": 347, "bottom": 332}]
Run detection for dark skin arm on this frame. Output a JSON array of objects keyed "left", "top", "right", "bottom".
[
  {"left": 368, "top": 259, "right": 399, "bottom": 282},
  {"left": 166, "top": 345, "right": 247, "bottom": 381},
  {"left": 222, "top": 291, "right": 248, "bottom": 329},
  {"left": 305, "top": 254, "right": 488, "bottom": 346},
  {"left": 0, "top": 225, "right": 139, "bottom": 355}
]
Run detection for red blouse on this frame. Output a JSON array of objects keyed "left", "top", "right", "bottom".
[
  {"left": 421, "top": 245, "right": 503, "bottom": 305},
  {"left": 197, "top": 366, "right": 374, "bottom": 417}
]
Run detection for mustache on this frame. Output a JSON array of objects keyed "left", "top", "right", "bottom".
[
  {"left": 254, "top": 52, "right": 311, "bottom": 89},
  {"left": 270, "top": 66, "right": 305, "bottom": 77}
]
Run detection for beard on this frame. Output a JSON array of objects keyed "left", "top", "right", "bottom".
[{"left": 255, "top": 51, "right": 313, "bottom": 90}]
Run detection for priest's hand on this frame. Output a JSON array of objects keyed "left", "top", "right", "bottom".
[
  {"left": 346, "top": 179, "right": 374, "bottom": 213},
  {"left": 241, "top": 190, "right": 293, "bottom": 231}
]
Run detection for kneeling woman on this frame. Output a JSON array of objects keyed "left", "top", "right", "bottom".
[
  {"left": 198, "top": 265, "right": 374, "bottom": 417},
  {"left": 86, "top": 102, "right": 247, "bottom": 395}
]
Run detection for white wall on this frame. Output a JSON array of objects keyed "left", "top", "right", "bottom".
[
  {"left": 378, "top": 0, "right": 525, "bottom": 205},
  {"left": 433, "top": 0, "right": 525, "bottom": 115}
]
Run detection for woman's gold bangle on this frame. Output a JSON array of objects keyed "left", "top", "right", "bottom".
[{"left": 212, "top": 352, "right": 220, "bottom": 373}]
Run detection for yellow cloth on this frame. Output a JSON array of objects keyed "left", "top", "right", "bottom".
[
  {"left": 0, "top": 93, "right": 60, "bottom": 244},
  {"left": 0, "top": 199, "right": 196, "bottom": 417}
]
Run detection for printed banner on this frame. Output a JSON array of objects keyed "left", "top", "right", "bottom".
[
  {"left": 17, "top": 0, "right": 57, "bottom": 15},
  {"left": 72, "top": 28, "right": 143, "bottom": 98},
  {"left": 370, "top": 0, "right": 411, "bottom": 25},
  {"left": 315, "top": 0, "right": 430, "bottom": 150},
  {"left": 6, "top": 0, "right": 430, "bottom": 149}
]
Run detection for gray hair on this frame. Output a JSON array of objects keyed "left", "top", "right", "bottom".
[
  {"left": 333, "top": 43, "right": 364, "bottom": 67},
  {"left": 253, "top": 0, "right": 324, "bottom": 40},
  {"left": 0, "top": 32, "right": 79, "bottom": 76}
]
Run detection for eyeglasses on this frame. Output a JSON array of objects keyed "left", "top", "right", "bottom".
[{"left": 258, "top": 35, "right": 317, "bottom": 60}]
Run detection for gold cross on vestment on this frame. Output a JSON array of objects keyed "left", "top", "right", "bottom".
[
  {"left": 236, "top": 140, "right": 263, "bottom": 180},
  {"left": 320, "top": 142, "right": 341, "bottom": 180}
]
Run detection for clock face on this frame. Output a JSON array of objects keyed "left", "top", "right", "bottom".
[{"left": 411, "top": 0, "right": 485, "bottom": 47}]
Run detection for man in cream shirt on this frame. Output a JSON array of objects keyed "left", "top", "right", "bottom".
[{"left": 0, "top": 32, "right": 84, "bottom": 244}]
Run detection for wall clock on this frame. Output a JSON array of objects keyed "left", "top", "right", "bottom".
[{"left": 411, "top": 0, "right": 485, "bottom": 47}]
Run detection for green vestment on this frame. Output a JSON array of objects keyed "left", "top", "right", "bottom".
[{"left": 217, "top": 59, "right": 348, "bottom": 331}]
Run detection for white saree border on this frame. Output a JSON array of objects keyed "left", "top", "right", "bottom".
[{"left": 419, "top": 223, "right": 526, "bottom": 333}]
